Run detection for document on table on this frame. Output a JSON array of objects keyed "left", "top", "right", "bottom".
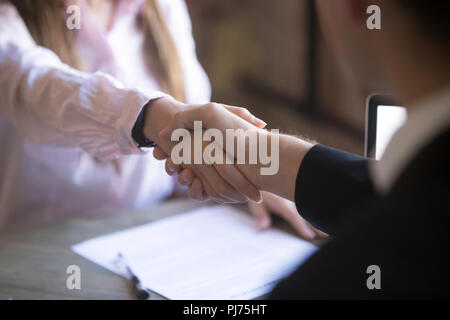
[{"left": 72, "top": 206, "right": 317, "bottom": 300}]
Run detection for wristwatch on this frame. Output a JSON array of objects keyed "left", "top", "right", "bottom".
[{"left": 132, "top": 103, "right": 156, "bottom": 148}]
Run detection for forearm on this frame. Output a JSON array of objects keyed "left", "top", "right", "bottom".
[
  {"left": 237, "top": 133, "right": 313, "bottom": 201},
  {"left": 1, "top": 42, "right": 165, "bottom": 159},
  {"left": 239, "top": 136, "right": 377, "bottom": 234},
  {"left": 143, "top": 97, "right": 179, "bottom": 145}
]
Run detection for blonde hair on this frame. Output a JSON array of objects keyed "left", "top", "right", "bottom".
[{"left": 9, "top": 0, "right": 186, "bottom": 101}]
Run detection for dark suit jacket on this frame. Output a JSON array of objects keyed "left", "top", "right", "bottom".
[{"left": 270, "top": 128, "right": 450, "bottom": 299}]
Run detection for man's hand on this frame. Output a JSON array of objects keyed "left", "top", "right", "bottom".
[
  {"left": 248, "top": 191, "right": 328, "bottom": 240},
  {"left": 154, "top": 102, "right": 313, "bottom": 202}
]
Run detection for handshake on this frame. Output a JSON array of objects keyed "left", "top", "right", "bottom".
[{"left": 144, "top": 97, "right": 326, "bottom": 240}]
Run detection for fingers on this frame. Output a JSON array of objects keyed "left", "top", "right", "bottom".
[
  {"left": 249, "top": 192, "right": 326, "bottom": 241},
  {"left": 259, "top": 192, "right": 318, "bottom": 240},
  {"left": 308, "top": 223, "right": 329, "bottom": 239},
  {"left": 175, "top": 169, "right": 212, "bottom": 203},
  {"left": 214, "top": 161, "right": 262, "bottom": 203},
  {"left": 159, "top": 103, "right": 265, "bottom": 140},
  {"left": 156, "top": 102, "right": 267, "bottom": 204},
  {"left": 274, "top": 201, "right": 317, "bottom": 240},
  {"left": 248, "top": 201, "right": 272, "bottom": 230},
  {"left": 198, "top": 174, "right": 227, "bottom": 204},
  {"left": 288, "top": 215, "right": 318, "bottom": 240},
  {"left": 187, "top": 177, "right": 204, "bottom": 201},
  {"left": 177, "top": 165, "right": 248, "bottom": 204},
  {"left": 165, "top": 158, "right": 182, "bottom": 176},
  {"left": 274, "top": 201, "right": 328, "bottom": 239},
  {"left": 162, "top": 138, "right": 250, "bottom": 204},
  {"left": 177, "top": 169, "right": 194, "bottom": 186},
  {"left": 153, "top": 146, "right": 168, "bottom": 160},
  {"left": 192, "top": 165, "right": 248, "bottom": 204},
  {"left": 168, "top": 165, "right": 232, "bottom": 204},
  {"left": 222, "top": 105, "right": 267, "bottom": 128}
]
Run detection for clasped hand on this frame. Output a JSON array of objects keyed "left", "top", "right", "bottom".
[{"left": 145, "top": 97, "right": 326, "bottom": 240}]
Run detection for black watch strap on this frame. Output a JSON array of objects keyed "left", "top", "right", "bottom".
[{"left": 132, "top": 104, "right": 155, "bottom": 148}]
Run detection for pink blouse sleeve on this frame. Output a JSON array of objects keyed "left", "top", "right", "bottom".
[{"left": 0, "top": 3, "right": 167, "bottom": 160}]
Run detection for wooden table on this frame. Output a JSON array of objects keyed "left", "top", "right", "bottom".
[{"left": 0, "top": 199, "right": 204, "bottom": 300}]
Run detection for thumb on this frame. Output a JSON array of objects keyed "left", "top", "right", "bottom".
[
  {"left": 222, "top": 105, "right": 267, "bottom": 129},
  {"left": 159, "top": 103, "right": 267, "bottom": 140}
]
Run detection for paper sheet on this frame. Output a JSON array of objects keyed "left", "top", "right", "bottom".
[{"left": 72, "top": 206, "right": 317, "bottom": 299}]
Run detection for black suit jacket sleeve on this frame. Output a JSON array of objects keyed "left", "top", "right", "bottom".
[
  {"left": 270, "top": 131, "right": 450, "bottom": 299},
  {"left": 295, "top": 144, "right": 376, "bottom": 234}
]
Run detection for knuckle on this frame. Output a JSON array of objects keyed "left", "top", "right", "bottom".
[
  {"left": 165, "top": 162, "right": 173, "bottom": 176},
  {"left": 177, "top": 174, "right": 186, "bottom": 185},
  {"left": 168, "top": 160, "right": 178, "bottom": 171},
  {"left": 187, "top": 187, "right": 200, "bottom": 201},
  {"left": 207, "top": 102, "right": 221, "bottom": 111}
]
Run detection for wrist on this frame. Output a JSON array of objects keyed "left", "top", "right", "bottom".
[
  {"left": 143, "top": 97, "right": 183, "bottom": 142},
  {"left": 241, "top": 133, "right": 312, "bottom": 201},
  {"left": 275, "top": 134, "right": 313, "bottom": 201}
]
